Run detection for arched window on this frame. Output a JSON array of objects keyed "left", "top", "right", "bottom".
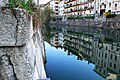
[
  {"left": 109, "top": 3, "right": 111, "bottom": 7},
  {"left": 115, "top": 4, "right": 117, "bottom": 10}
]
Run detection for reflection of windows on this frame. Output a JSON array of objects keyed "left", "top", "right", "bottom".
[
  {"left": 115, "top": 4, "right": 117, "bottom": 10},
  {"left": 106, "top": 46, "right": 108, "bottom": 50},
  {"left": 103, "top": 70, "right": 105, "bottom": 75},
  {"left": 114, "top": 55, "right": 117, "bottom": 61},
  {"left": 104, "top": 62, "right": 106, "bottom": 67},
  {"left": 102, "top": 52, "right": 103, "bottom": 57},
  {"left": 110, "top": 62, "right": 112, "bottom": 67},
  {"left": 111, "top": 45, "right": 113, "bottom": 50},
  {"left": 105, "top": 53, "right": 107, "bottom": 58},
  {"left": 98, "top": 60, "right": 100, "bottom": 65},
  {"left": 99, "top": 69, "right": 101, "bottom": 72},
  {"left": 110, "top": 54, "right": 113, "bottom": 59},
  {"left": 99, "top": 53, "right": 100, "bottom": 57},
  {"left": 116, "top": 48, "right": 119, "bottom": 51},
  {"left": 114, "top": 64, "right": 116, "bottom": 69}
]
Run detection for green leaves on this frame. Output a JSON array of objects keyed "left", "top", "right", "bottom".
[
  {"left": 9, "top": 0, "right": 15, "bottom": 8},
  {"left": 20, "top": 1, "right": 33, "bottom": 14},
  {"left": 9, "top": 0, "right": 34, "bottom": 14}
]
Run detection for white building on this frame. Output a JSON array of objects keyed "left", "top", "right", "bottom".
[
  {"left": 64, "top": 0, "right": 94, "bottom": 16},
  {"left": 58, "top": 0, "right": 65, "bottom": 16},
  {"left": 94, "top": 0, "right": 120, "bottom": 15},
  {"left": 50, "top": 0, "right": 59, "bottom": 15}
]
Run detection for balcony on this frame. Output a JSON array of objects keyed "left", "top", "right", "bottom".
[
  {"left": 64, "top": 0, "right": 94, "bottom": 9},
  {"left": 81, "top": 0, "right": 94, "bottom": 5},
  {"left": 65, "top": 0, "right": 75, "bottom": 3}
]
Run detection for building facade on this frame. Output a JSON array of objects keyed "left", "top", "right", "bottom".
[
  {"left": 94, "top": 0, "right": 120, "bottom": 15},
  {"left": 63, "top": 0, "right": 120, "bottom": 16},
  {"left": 58, "top": 0, "right": 65, "bottom": 16},
  {"left": 50, "top": 0, "right": 59, "bottom": 15},
  {"left": 64, "top": 0, "right": 94, "bottom": 16}
]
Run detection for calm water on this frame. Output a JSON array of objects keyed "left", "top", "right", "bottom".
[
  {"left": 44, "top": 26, "right": 120, "bottom": 80},
  {"left": 45, "top": 42, "right": 105, "bottom": 80}
]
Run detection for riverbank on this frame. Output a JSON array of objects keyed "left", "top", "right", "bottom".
[{"left": 50, "top": 16, "right": 120, "bottom": 29}]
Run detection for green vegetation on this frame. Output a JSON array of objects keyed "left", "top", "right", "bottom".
[
  {"left": 9, "top": 0, "right": 35, "bottom": 14},
  {"left": 41, "top": 6, "right": 51, "bottom": 26},
  {"left": 104, "top": 12, "right": 117, "bottom": 18},
  {"left": 99, "top": 37, "right": 114, "bottom": 44},
  {"left": 104, "top": 37, "right": 114, "bottom": 43},
  {"left": 8, "top": 0, "right": 42, "bottom": 28},
  {"left": 41, "top": 6, "right": 51, "bottom": 41}
]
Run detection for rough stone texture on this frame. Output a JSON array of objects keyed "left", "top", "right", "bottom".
[
  {"left": 0, "top": 9, "right": 29, "bottom": 46},
  {"left": 0, "top": 9, "right": 17, "bottom": 46},
  {"left": 0, "top": 0, "right": 9, "bottom": 7},
  {"left": 0, "top": 9, "right": 46, "bottom": 80},
  {"left": 50, "top": 17, "right": 120, "bottom": 29}
]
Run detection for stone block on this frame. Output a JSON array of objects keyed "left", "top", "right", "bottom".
[
  {"left": 0, "top": 9, "right": 29, "bottom": 46},
  {"left": 0, "top": 0, "right": 9, "bottom": 7}
]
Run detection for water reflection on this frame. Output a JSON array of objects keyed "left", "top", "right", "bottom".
[{"left": 48, "top": 27, "right": 120, "bottom": 80}]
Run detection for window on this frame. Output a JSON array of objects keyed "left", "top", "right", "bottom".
[
  {"left": 115, "top": 4, "right": 117, "bottom": 10},
  {"left": 108, "top": 10, "right": 111, "bottom": 13},
  {"left": 90, "top": 10, "right": 91, "bottom": 13},
  {"left": 109, "top": 3, "right": 111, "bottom": 7},
  {"left": 104, "top": 4, "right": 106, "bottom": 8}
]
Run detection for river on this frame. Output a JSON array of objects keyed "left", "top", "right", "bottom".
[{"left": 43, "top": 26, "right": 120, "bottom": 80}]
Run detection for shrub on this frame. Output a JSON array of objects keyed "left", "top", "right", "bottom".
[
  {"left": 9, "top": 0, "right": 34, "bottom": 14},
  {"left": 104, "top": 12, "right": 117, "bottom": 18}
]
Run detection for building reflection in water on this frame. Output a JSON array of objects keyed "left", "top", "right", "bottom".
[{"left": 49, "top": 28, "right": 120, "bottom": 80}]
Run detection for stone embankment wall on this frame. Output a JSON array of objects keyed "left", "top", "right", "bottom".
[
  {"left": 0, "top": 5, "right": 46, "bottom": 80},
  {"left": 50, "top": 17, "right": 120, "bottom": 29},
  {"left": 50, "top": 18, "right": 120, "bottom": 43}
]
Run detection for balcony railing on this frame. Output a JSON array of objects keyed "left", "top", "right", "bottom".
[
  {"left": 65, "top": 6, "right": 94, "bottom": 13},
  {"left": 65, "top": 0, "right": 94, "bottom": 8}
]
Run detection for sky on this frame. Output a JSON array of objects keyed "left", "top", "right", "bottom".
[{"left": 39, "top": 0, "right": 50, "bottom": 4}]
